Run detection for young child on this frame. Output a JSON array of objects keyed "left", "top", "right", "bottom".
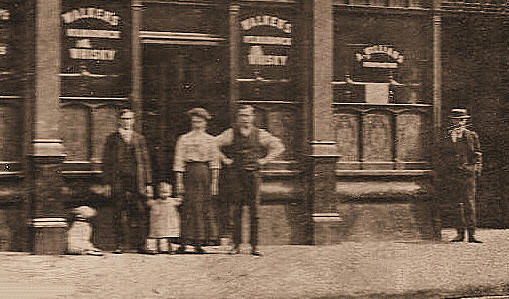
[{"left": 146, "top": 182, "right": 181, "bottom": 254}]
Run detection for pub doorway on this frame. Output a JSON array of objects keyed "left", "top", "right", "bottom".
[{"left": 141, "top": 45, "right": 230, "bottom": 193}]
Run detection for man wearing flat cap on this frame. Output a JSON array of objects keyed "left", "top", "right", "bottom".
[
  {"left": 216, "top": 105, "right": 284, "bottom": 256},
  {"left": 437, "top": 108, "right": 483, "bottom": 243}
]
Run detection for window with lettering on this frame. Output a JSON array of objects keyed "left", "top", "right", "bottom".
[
  {"left": 333, "top": 12, "right": 432, "bottom": 171},
  {"left": 333, "top": 13, "right": 430, "bottom": 105},
  {"left": 240, "top": 14, "right": 292, "bottom": 80},
  {"left": 236, "top": 9, "right": 301, "bottom": 163},
  {"left": 60, "top": 2, "right": 129, "bottom": 97},
  {"left": 60, "top": 1, "right": 130, "bottom": 171}
]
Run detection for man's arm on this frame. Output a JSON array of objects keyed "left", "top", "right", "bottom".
[
  {"left": 139, "top": 134, "right": 153, "bottom": 198},
  {"left": 101, "top": 134, "right": 115, "bottom": 197},
  {"left": 473, "top": 131, "right": 482, "bottom": 175},
  {"left": 258, "top": 129, "right": 285, "bottom": 164},
  {"left": 139, "top": 135, "right": 152, "bottom": 183},
  {"left": 215, "top": 128, "right": 234, "bottom": 164},
  {"left": 473, "top": 132, "right": 482, "bottom": 162},
  {"left": 101, "top": 134, "right": 115, "bottom": 185}
]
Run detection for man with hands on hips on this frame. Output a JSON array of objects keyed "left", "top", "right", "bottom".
[{"left": 215, "top": 105, "right": 284, "bottom": 256}]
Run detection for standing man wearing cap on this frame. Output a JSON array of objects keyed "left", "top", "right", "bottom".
[
  {"left": 438, "top": 108, "right": 483, "bottom": 243},
  {"left": 216, "top": 105, "right": 285, "bottom": 256},
  {"left": 174, "top": 107, "right": 220, "bottom": 254},
  {"left": 102, "top": 108, "right": 153, "bottom": 254}
]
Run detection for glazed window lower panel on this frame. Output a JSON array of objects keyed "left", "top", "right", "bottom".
[
  {"left": 333, "top": 104, "right": 432, "bottom": 170},
  {"left": 0, "top": 99, "right": 23, "bottom": 178},
  {"left": 60, "top": 99, "right": 127, "bottom": 174}
]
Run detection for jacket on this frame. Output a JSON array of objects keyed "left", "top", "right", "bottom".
[{"left": 102, "top": 131, "right": 152, "bottom": 196}]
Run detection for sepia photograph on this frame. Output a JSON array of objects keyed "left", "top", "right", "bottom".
[{"left": 0, "top": 0, "right": 509, "bottom": 298}]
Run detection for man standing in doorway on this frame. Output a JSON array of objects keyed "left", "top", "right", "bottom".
[
  {"left": 216, "top": 105, "right": 284, "bottom": 256},
  {"left": 102, "top": 108, "right": 153, "bottom": 253},
  {"left": 438, "top": 108, "right": 483, "bottom": 243}
]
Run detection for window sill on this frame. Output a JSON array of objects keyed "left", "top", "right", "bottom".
[
  {"left": 336, "top": 169, "right": 432, "bottom": 177},
  {"left": 333, "top": 4, "right": 432, "bottom": 14},
  {"left": 333, "top": 102, "right": 432, "bottom": 107},
  {"left": 61, "top": 170, "right": 102, "bottom": 179}
]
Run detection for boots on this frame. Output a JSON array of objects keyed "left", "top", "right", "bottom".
[
  {"left": 451, "top": 228, "right": 483, "bottom": 243},
  {"left": 450, "top": 229, "right": 465, "bottom": 242},
  {"left": 176, "top": 241, "right": 187, "bottom": 254},
  {"left": 467, "top": 228, "right": 482, "bottom": 243}
]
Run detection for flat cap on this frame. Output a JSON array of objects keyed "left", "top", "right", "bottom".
[
  {"left": 449, "top": 108, "right": 470, "bottom": 119},
  {"left": 187, "top": 107, "right": 211, "bottom": 120}
]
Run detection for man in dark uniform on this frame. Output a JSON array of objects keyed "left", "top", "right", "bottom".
[
  {"left": 438, "top": 108, "right": 483, "bottom": 243},
  {"left": 216, "top": 105, "right": 284, "bottom": 256},
  {"left": 102, "top": 109, "right": 153, "bottom": 253}
]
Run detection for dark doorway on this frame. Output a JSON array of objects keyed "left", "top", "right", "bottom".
[
  {"left": 441, "top": 17, "right": 509, "bottom": 227},
  {"left": 142, "top": 45, "right": 229, "bottom": 193}
]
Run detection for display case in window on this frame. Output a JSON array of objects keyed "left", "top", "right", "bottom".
[
  {"left": 333, "top": 43, "right": 428, "bottom": 105},
  {"left": 332, "top": 11, "right": 432, "bottom": 171}
]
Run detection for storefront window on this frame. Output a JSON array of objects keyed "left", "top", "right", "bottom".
[
  {"left": 0, "top": 2, "right": 22, "bottom": 165},
  {"left": 333, "top": 13, "right": 429, "bottom": 105},
  {"left": 236, "top": 8, "right": 301, "bottom": 162},
  {"left": 60, "top": 2, "right": 129, "bottom": 98},
  {"left": 59, "top": 1, "right": 130, "bottom": 167},
  {"left": 333, "top": 12, "right": 432, "bottom": 171}
]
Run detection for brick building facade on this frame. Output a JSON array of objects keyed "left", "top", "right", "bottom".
[{"left": 0, "top": 0, "right": 508, "bottom": 253}]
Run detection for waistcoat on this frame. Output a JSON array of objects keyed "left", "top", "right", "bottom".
[
  {"left": 443, "top": 134, "right": 471, "bottom": 170},
  {"left": 230, "top": 127, "right": 266, "bottom": 171},
  {"left": 117, "top": 137, "right": 138, "bottom": 189}
]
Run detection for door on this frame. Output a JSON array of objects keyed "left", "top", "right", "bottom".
[{"left": 142, "top": 45, "right": 229, "bottom": 192}]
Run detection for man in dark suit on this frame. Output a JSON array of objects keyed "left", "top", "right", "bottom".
[
  {"left": 102, "top": 108, "right": 153, "bottom": 253},
  {"left": 438, "top": 108, "right": 483, "bottom": 243}
]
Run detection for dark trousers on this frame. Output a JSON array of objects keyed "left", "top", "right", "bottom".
[
  {"left": 113, "top": 190, "right": 148, "bottom": 251},
  {"left": 218, "top": 168, "right": 235, "bottom": 238},
  {"left": 448, "top": 170, "right": 477, "bottom": 235},
  {"left": 231, "top": 169, "right": 260, "bottom": 248}
]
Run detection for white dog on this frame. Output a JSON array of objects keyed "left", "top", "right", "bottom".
[{"left": 67, "top": 206, "right": 103, "bottom": 256}]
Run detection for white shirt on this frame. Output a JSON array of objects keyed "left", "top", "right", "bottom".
[{"left": 173, "top": 130, "right": 220, "bottom": 172}]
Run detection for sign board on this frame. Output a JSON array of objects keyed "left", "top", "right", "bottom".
[
  {"left": 61, "top": 2, "right": 129, "bottom": 97},
  {"left": 142, "top": 3, "right": 222, "bottom": 34},
  {"left": 239, "top": 11, "right": 293, "bottom": 80},
  {"left": 349, "top": 44, "right": 404, "bottom": 83},
  {"left": 355, "top": 44, "right": 404, "bottom": 69}
]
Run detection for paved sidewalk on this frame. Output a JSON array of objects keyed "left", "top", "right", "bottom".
[{"left": 1, "top": 229, "right": 509, "bottom": 298}]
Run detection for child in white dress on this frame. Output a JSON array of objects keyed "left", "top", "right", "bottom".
[{"left": 146, "top": 182, "right": 181, "bottom": 254}]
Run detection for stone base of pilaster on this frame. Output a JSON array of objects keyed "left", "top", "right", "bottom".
[
  {"left": 30, "top": 139, "right": 68, "bottom": 254},
  {"left": 309, "top": 141, "right": 340, "bottom": 245},
  {"left": 31, "top": 218, "right": 68, "bottom": 255},
  {"left": 312, "top": 213, "right": 343, "bottom": 244}
]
